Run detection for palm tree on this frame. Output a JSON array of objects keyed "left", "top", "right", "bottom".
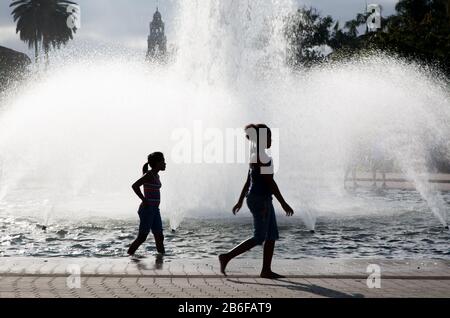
[
  {"left": 344, "top": 13, "right": 368, "bottom": 38},
  {"left": 10, "top": 0, "right": 78, "bottom": 64}
]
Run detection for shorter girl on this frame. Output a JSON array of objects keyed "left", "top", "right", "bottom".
[{"left": 127, "top": 152, "right": 166, "bottom": 256}]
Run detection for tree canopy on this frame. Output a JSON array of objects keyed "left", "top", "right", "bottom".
[
  {"left": 10, "top": 0, "right": 78, "bottom": 63},
  {"left": 285, "top": 0, "right": 450, "bottom": 76}
]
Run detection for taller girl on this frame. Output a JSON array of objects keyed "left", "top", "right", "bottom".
[{"left": 219, "top": 124, "right": 294, "bottom": 279}]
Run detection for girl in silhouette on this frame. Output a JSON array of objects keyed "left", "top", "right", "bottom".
[
  {"left": 219, "top": 124, "right": 294, "bottom": 278},
  {"left": 128, "top": 152, "right": 166, "bottom": 256}
]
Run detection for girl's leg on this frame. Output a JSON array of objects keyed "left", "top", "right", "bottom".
[
  {"left": 128, "top": 233, "right": 149, "bottom": 255},
  {"left": 128, "top": 207, "right": 151, "bottom": 256},
  {"left": 151, "top": 208, "right": 165, "bottom": 254},
  {"left": 154, "top": 232, "right": 165, "bottom": 254},
  {"left": 219, "top": 238, "right": 257, "bottom": 275},
  {"left": 260, "top": 240, "right": 284, "bottom": 278},
  {"left": 260, "top": 203, "right": 283, "bottom": 279}
]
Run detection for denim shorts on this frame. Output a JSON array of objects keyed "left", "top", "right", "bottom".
[
  {"left": 137, "top": 204, "right": 163, "bottom": 236},
  {"left": 246, "top": 194, "right": 279, "bottom": 244}
]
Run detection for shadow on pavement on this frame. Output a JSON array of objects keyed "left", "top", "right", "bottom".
[{"left": 227, "top": 278, "right": 365, "bottom": 298}]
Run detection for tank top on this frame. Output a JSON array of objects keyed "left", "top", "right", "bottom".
[
  {"left": 143, "top": 172, "right": 161, "bottom": 207},
  {"left": 248, "top": 152, "right": 274, "bottom": 198}
]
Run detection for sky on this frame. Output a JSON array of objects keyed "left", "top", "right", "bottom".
[{"left": 0, "top": 0, "right": 399, "bottom": 56}]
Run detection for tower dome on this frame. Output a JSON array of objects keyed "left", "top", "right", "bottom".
[{"left": 153, "top": 8, "right": 161, "bottom": 21}]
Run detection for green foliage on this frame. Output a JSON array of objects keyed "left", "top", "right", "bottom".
[
  {"left": 285, "top": 0, "right": 450, "bottom": 76},
  {"left": 372, "top": 0, "right": 450, "bottom": 75},
  {"left": 284, "top": 7, "right": 334, "bottom": 68},
  {"left": 10, "top": 0, "right": 78, "bottom": 63}
]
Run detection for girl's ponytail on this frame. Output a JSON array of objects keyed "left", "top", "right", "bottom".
[{"left": 142, "top": 162, "right": 149, "bottom": 174}]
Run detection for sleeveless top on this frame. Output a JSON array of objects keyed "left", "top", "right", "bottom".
[
  {"left": 248, "top": 152, "right": 274, "bottom": 199},
  {"left": 143, "top": 172, "right": 161, "bottom": 207}
]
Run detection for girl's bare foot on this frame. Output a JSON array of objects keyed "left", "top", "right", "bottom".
[
  {"left": 260, "top": 271, "right": 285, "bottom": 279},
  {"left": 218, "top": 254, "right": 229, "bottom": 276}
]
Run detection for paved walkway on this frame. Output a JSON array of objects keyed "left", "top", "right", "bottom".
[{"left": 0, "top": 257, "right": 449, "bottom": 298}]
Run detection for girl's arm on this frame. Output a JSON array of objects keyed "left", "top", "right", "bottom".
[
  {"left": 232, "top": 172, "right": 251, "bottom": 214},
  {"left": 262, "top": 174, "right": 294, "bottom": 216},
  {"left": 132, "top": 173, "right": 151, "bottom": 203}
]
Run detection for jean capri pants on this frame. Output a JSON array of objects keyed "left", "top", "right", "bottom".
[
  {"left": 137, "top": 204, "right": 163, "bottom": 236},
  {"left": 246, "top": 194, "right": 279, "bottom": 244}
]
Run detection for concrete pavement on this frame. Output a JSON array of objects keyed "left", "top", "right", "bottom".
[{"left": 0, "top": 257, "right": 448, "bottom": 298}]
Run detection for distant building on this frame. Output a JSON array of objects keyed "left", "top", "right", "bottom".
[
  {"left": 0, "top": 46, "right": 30, "bottom": 93},
  {"left": 146, "top": 8, "right": 167, "bottom": 63}
]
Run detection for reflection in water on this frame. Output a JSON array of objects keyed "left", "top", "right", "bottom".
[{"left": 131, "top": 253, "right": 165, "bottom": 270}]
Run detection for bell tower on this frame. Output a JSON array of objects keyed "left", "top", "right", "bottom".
[{"left": 146, "top": 7, "right": 167, "bottom": 62}]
